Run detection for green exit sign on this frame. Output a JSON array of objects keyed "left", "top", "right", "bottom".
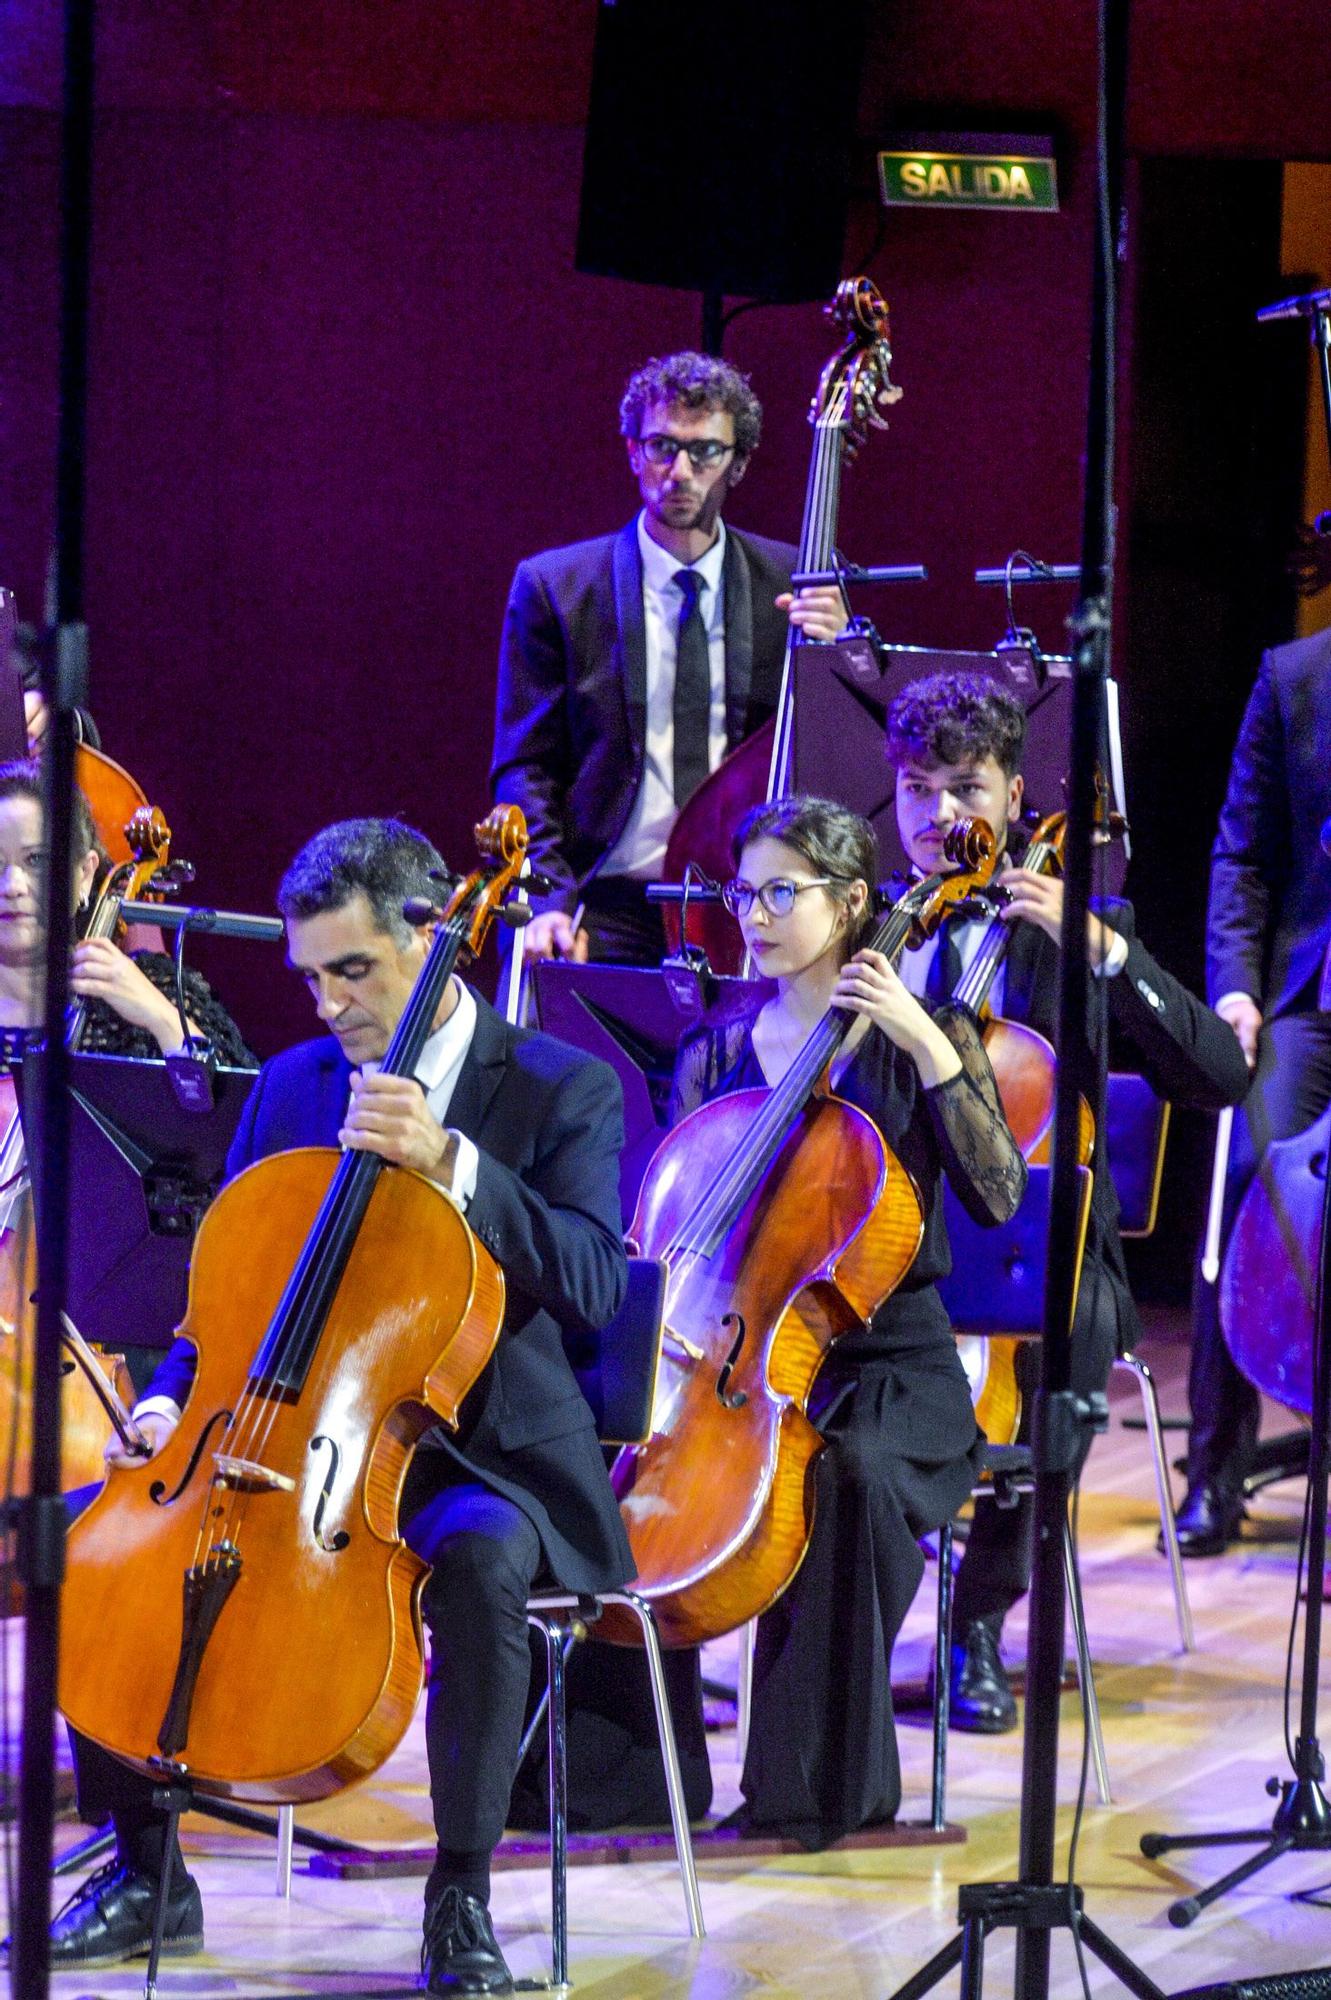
[{"left": 878, "top": 135, "right": 1059, "bottom": 214}]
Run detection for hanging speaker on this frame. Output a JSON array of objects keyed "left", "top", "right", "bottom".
[{"left": 576, "top": 0, "right": 869, "bottom": 303}]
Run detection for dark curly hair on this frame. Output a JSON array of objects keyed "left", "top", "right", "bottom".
[
  {"left": 731, "top": 795, "right": 878, "bottom": 951},
  {"left": 885, "top": 672, "right": 1027, "bottom": 779},
  {"left": 278, "top": 817, "right": 448, "bottom": 947},
  {"left": 619, "top": 351, "right": 763, "bottom": 459}
]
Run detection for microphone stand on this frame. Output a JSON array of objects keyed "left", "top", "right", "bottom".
[
  {"left": 11, "top": 3, "right": 96, "bottom": 1994},
  {"left": 885, "top": 2, "right": 1165, "bottom": 1993}
]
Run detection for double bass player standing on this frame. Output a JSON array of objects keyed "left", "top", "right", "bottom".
[{"left": 490, "top": 349, "right": 843, "bottom": 966}]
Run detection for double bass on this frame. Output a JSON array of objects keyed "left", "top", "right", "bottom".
[
  {"left": 58, "top": 808, "right": 529, "bottom": 1803},
  {"left": 662, "top": 276, "right": 903, "bottom": 973},
  {"left": 602, "top": 818, "right": 998, "bottom": 1649}
]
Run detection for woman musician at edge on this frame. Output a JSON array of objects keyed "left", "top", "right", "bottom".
[
  {"left": 0, "top": 758, "right": 253, "bottom": 1074},
  {"left": 526, "top": 795, "right": 1028, "bottom": 1849}
]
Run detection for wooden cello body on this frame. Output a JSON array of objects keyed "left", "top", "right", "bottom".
[
  {"left": 1219, "top": 1099, "right": 1330, "bottom": 1420},
  {"left": 607, "top": 1089, "right": 922, "bottom": 1647},
  {"left": 662, "top": 276, "right": 903, "bottom": 973},
  {"left": 0, "top": 1091, "right": 131, "bottom": 1514},
  {"left": 604, "top": 821, "right": 996, "bottom": 1648},
  {"left": 59, "top": 1151, "right": 504, "bottom": 1799},
  {"left": 58, "top": 809, "right": 528, "bottom": 1804}
]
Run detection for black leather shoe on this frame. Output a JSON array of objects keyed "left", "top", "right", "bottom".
[
  {"left": 421, "top": 1887, "right": 514, "bottom": 1996},
  {"left": 1166, "top": 1481, "right": 1244, "bottom": 1558},
  {"left": 42, "top": 1859, "right": 203, "bottom": 1968},
  {"left": 947, "top": 1615, "right": 1018, "bottom": 1734}
]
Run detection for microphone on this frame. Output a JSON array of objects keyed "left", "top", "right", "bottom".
[{"left": 1256, "top": 286, "right": 1331, "bottom": 323}]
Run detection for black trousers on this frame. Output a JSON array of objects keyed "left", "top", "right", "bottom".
[
  {"left": 1187, "top": 1009, "right": 1331, "bottom": 1496},
  {"left": 70, "top": 1465, "right": 542, "bottom": 1876},
  {"left": 951, "top": 1260, "right": 1120, "bottom": 1631}
]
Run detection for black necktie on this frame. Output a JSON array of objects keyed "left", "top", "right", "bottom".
[
  {"left": 672, "top": 568, "right": 711, "bottom": 807},
  {"left": 925, "top": 914, "right": 964, "bottom": 1006}
]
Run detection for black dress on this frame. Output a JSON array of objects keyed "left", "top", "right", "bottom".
[{"left": 510, "top": 995, "right": 1025, "bottom": 1847}]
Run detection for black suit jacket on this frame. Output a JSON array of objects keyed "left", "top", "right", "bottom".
[
  {"left": 151, "top": 991, "right": 635, "bottom": 1596},
  {"left": 1001, "top": 902, "right": 1250, "bottom": 1350},
  {"left": 490, "top": 519, "right": 797, "bottom": 910},
  {"left": 1207, "top": 626, "right": 1331, "bottom": 1020}
]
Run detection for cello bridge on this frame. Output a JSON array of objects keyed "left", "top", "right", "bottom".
[{"left": 212, "top": 1454, "right": 296, "bottom": 1493}]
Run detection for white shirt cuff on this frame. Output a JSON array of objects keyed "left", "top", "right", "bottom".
[
  {"left": 1093, "top": 929, "right": 1130, "bottom": 979},
  {"left": 1214, "top": 989, "right": 1254, "bottom": 1013},
  {"left": 427, "top": 1132, "right": 480, "bottom": 1211},
  {"left": 450, "top": 1133, "right": 480, "bottom": 1212},
  {"left": 132, "top": 1395, "right": 182, "bottom": 1426}
]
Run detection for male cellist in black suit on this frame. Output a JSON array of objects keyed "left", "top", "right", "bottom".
[
  {"left": 1176, "top": 623, "right": 1331, "bottom": 1553},
  {"left": 885, "top": 673, "right": 1249, "bottom": 1732},
  {"left": 490, "top": 349, "right": 844, "bottom": 965},
  {"left": 41, "top": 817, "right": 631, "bottom": 1997}
]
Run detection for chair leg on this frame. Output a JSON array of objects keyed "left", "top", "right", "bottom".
[
  {"left": 1115, "top": 1351, "right": 1195, "bottom": 1652},
  {"left": 735, "top": 1617, "right": 755, "bottom": 1766},
  {"left": 275, "top": 1802, "right": 294, "bottom": 1898},
  {"left": 603, "top": 1590, "right": 705, "bottom": 1942},
  {"left": 1062, "top": 1518, "right": 1111, "bottom": 1807},
  {"left": 526, "top": 1613, "right": 572, "bottom": 1991},
  {"left": 516, "top": 1630, "right": 577, "bottom": 1771},
  {"left": 932, "top": 1519, "right": 955, "bottom": 1832}
]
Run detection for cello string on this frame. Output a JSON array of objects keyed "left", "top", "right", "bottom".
[
  {"left": 213, "top": 894, "right": 484, "bottom": 1540},
  {"left": 953, "top": 834, "right": 1056, "bottom": 1013},
  {"left": 661, "top": 892, "right": 926, "bottom": 1263},
  {"left": 659, "top": 890, "right": 925, "bottom": 1261}
]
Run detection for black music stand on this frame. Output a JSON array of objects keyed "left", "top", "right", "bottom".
[
  {"left": 530, "top": 960, "right": 755, "bottom": 1223},
  {"left": 790, "top": 635, "right": 1128, "bottom": 896},
  {"left": 16, "top": 1052, "right": 253, "bottom": 1383}
]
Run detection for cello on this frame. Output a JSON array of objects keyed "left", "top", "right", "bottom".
[
  {"left": 1219, "top": 1096, "right": 1329, "bottom": 1420},
  {"left": 602, "top": 817, "right": 998, "bottom": 1649},
  {"left": 0, "top": 798, "right": 177, "bottom": 1517},
  {"left": 662, "top": 276, "right": 903, "bottom": 973},
  {"left": 947, "top": 806, "right": 1108, "bottom": 1441},
  {"left": 58, "top": 808, "right": 528, "bottom": 1804}
]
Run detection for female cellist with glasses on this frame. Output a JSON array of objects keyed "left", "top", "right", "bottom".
[{"left": 517, "top": 795, "right": 1026, "bottom": 1848}]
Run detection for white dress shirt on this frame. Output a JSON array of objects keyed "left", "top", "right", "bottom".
[{"left": 601, "top": 514, "right": 729, "bottom": 880}]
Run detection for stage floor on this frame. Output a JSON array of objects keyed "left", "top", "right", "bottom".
[{"left": 13, "top": 1326, "right": 1331, "bottom": 1997}]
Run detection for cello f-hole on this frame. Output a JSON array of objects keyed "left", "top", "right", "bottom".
[
  {"left": 150, "top": 1407, "right": 232, "bottom": 1507},
  {"left": 716, "top": 1314, "right": 749, "bottom": 1409},
  {"left": 310, "top": 1433, "right": 351, "bottom": 1553}
]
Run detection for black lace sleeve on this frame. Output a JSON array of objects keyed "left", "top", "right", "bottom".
[
  {"left": 668, "top": 1016, "right": 754, "bottom": 1125},
  {"left": 921, "top": 1003, "right": 1027, "bottom": 1226},
  {"left": 76, "top": 952, "right": 257, "bottom": 1067}
]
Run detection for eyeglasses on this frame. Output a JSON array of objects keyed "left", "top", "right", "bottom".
[
  {"left": 721, "top": 875, "right": 842, "bottom": 919},
  {"left": 636, "top": 433, "right": 737, "bottom": 470}
]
